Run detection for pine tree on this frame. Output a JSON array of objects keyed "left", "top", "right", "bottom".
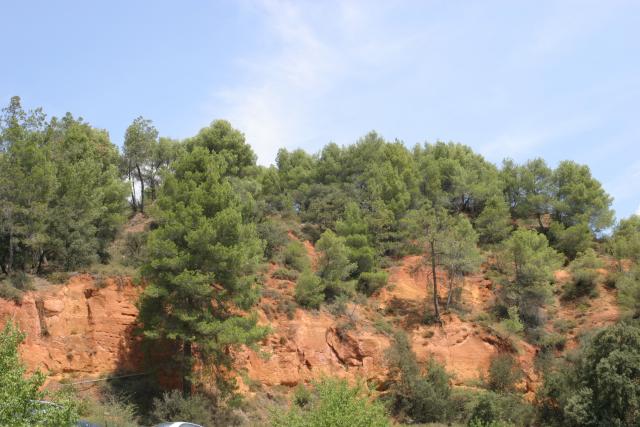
[{"left": 138, "top": 138, "right": 266, "bottom": 396}]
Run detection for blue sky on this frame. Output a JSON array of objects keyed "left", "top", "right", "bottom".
[{"left": 3, "top": 0, "right": 640, "bottom": 219}]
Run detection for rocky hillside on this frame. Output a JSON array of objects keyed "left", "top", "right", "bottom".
[{"left": 0, "top": 241, "right": 621, "bottom": 399}]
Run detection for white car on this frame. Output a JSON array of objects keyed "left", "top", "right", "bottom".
[{"left": 153, "top": 423, "right": 203, "bottom": 427}]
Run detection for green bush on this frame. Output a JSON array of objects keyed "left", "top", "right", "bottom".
[
  {"left": 385, "top": 332, "right": 453, "bottom": 423},
  {"left": 618, "top": 267, "right": 640, "bottom": 318},
  {"left": 272, "top": 268, "right": 299, "bottom": 281},
  {"left": 295, "top": 271, "right": 325, "bottom": 309},
  {"left": 80, "top": 393, "right": 138, "bottom": 427},
  {"left": 150, "top": 390, "right": 236, "bottom": 427},
  {"left": 0, "top": 281, "right": 24, "bottom": 303},
  {"left": 357, "top": 270, "right": 388, "bottom": 295},
  {"left": 283, "top": 241, "right": 311, "bottom": 272},
  {"left": 123, "top": 232, "right": 147, "bottom": 265},
  {"left": 271, "top": 377, "right": 390, "bottom": 427},
  {"left": 487, "top": 354, "right": 522, "bottom": 393},
  {"left": 47, "top": 271, "right": 71, "bottom": 284},
  {"left": 562, "top": 268, "right": 599, "bottom": 300},
  {"left": 9, "top": 271, "right": 34, "bottom": 291},
  {"left": 257, "top": 218, "right": 289, "bottom": 260}
]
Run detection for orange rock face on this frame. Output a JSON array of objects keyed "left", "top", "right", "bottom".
[{"left": 0, "top": 275, "right": 141, "bottom": 383}]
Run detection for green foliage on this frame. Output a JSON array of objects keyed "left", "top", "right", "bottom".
[
  {"left": 618, "top": 267, "right": 640, "bottom": 319},
  {"left": 608, "top": 215, "right": 640, "bottom": 267},
  {"left": 501, "top": 158, "right": 614, "bottom": 235},
  {"left": 500, "top": 306, "right": 524, "bottom": 335},
  {"left": 123, "top": 232, "right": 148, "bottom": 266},
  {"left": 500, "top": 229, "right": 563, "bottom": 327},
  {"left": 0, "top": 321, "right": 79, "bottom": 426},
  {"left": 336, "top": 202, "right": 377, "bottom": 276},
  {"left": 295, "top": 271, "right": 325, "bottom": 309},
  {"left": 282, "top": 240, "right": 310, "bottom": 272},
  {"left": 316, "top": 230, "right": 356, "bottom": 300},
  {"left": 80, "top": 392, "right": 139, "bottom": 427},
  {"left": 537, "top": 322, "right": 640, "bottom": 427},
  {"left": 138, "top": 133, "right": 267, "bottom": 394},
  {"left": 474, "top": 195, "right": 513, "bottom": 244},
  {"left": 272, "top": 268, "right": 299, "bottom": 281},
  {"left": 271, "top": 377, "right": 390, "bottom": 427},
  {"left": 502, "top": 229, "right": 564, "bottom": 287},
  {"left": 385, "top": 331, "right": 453, "bottom": 423},
  {"left": 0, "top": 98, "right": 127, "bottom": 273},
  {"left": 549, "top": 221, "right": 593, "bottom": 259},
  {"left": 486, "top": 354, "right": 522, "bottom": 393},
  {"left": 415, "top": 141, "right": 502, "bottom": 215},
  {"left": 257, "top": 218, "right": 289, "bottom": 260},
  {"left": 563, "top": 249, "right": 603, "bottom": 300},
  {"left": 357, "top": 270, "right": 388, "bottom": 295},
  {"left": 467, "top": 391, "right": 532, "bottom": 427},
  {"left": 150, "top": 390, "right": 229, "bottom": 427}
]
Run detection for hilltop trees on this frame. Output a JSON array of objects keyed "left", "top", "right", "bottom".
[
  {"left": 0, "top": 97, "right": 127, "bottom": 273},
  {"left": 138, "top": 122, "right": 266, "bottom": 396},
  {"left": 123, "top": 117, "right": 159, "bottom": 213}
]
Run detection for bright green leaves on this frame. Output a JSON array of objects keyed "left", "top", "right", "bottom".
[{"left": 0, "top": 321, "right": 79, "bottom": 426}]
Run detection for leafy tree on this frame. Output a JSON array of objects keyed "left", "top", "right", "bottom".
[
  {"left": 123, "top": 116, "right": 158, "bottom": 213},
  {"left": 415, "top": 141, "right": 501, "bottom": 215},
  {"left": 500, "top": 229, "right": 563, "bottom": 326},
  {"left": 336, "top": 202, "right": 376, "bottom": 275},
  {"left": 609, "top": 215, "right": 640, "bottom": 268},
  {"left": 186, "top": 120, "right": 256, "bottom": 177},
  {"left": 138, "top": 137, "right": 267, "bottom": 396},
  {"left": 618, "top": 267, "right": 640, "bottom": 319},
  {"left": 536, "top": 322, "right": 640, "bottom": 426},
  {"left": 315, "top": 230, "right": 356, "bottom": 300},
  {"left": 474, "top": 195, "right": 513, "bottom": 244},
  {"left": 563, "top": 248, "right": 604, "bottom": 300},
  {"left": 0, "top": 321, "right": 78, "bottom": 426},
  {"left": 548, "top": 221, "right": 593, "bottom": 260},
  {"left": 282, "top": 240, "right": 310, "bottom": 272},
  {"left": 272, "top": 377, "right": 390, "bottom": 427},
  {"left": 403, "top": 207, "right": 480, "bottom": 321},
  {"left": 295, "top": 271, "right": 325, "bottom": 308},
  {"left": 47, "top": 114, "right": 128, "bottom": 268},
  {"left": 146, "top": 136, "right": 181, "bottom": 202},
  {"left": 501, "top": 158, "right": 554, "bottom": 229},
  {"left": 552, "top": 160, "right": 614, "bottom": 233},
  {"left": 440, "top": 215, "right": 482, "bottom": 310}
]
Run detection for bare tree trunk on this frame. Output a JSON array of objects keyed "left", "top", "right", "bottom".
[
  {"left": 182, "top": 340, "right": 192, "bottom": 397},
  {"left": 136, "top": 164, "right": 145, "bottom": 214},
  {"left": 446, "top": 272, "right": 454, "bottom": 311},
  {"left": 429, "top": 240, "right": 440, "bottom": 322}
]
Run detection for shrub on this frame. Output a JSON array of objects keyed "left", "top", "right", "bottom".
[
  {"left": 295, "top": 271, "right": 325, "bottom": 309},
  {"left": 563, "top": 248, "right": 603, "bottom": 299},
  {"left": 271, "top": 377, "right": 390, "bottom": 427},
  {"left": 385, "top": 332, "right": 453, "bottom": 423},
  {"left": 123, "top": 232, "right": 147, "bottom": 265},
  {"left": 257, "top": 218, "right": 289, "bottom": 260},
  {"left": 272, "top": 268, "right": 299, "bottom": 281},
  {"left": 80, "top": 393, "right": 138, "bottom": 427},
  {"left": 357, "top": 270, "right": 388, "bottom": 295},
  {"left": 487, "top": 354, "right": 522, "bottom": 393},
  {"left": 9, "top": 271, "right": 34, "bottom": 291},
  {"left": 283, "top": 241, "right": 311, "bottom": 272},
  {"left": 0, "top": 281, "right": 24, "bottom": 303},
  {"left": 618, "top": 267, "right": 640, "bottom": 319},
  {"left": 150, "top": 390, "right": 219, "bottom": 427},
  {"left": 47, "top": 271, "right": 71, "bottom": 284}
]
